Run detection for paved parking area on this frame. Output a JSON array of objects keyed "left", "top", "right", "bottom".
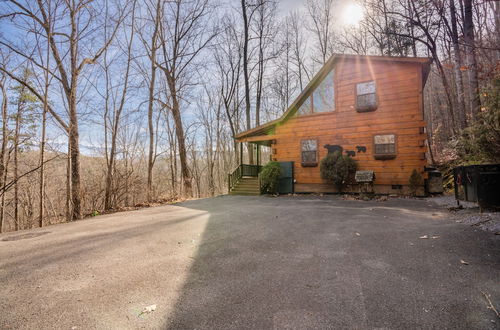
[{"left": 1, "top": 195, "right": 499, "bottom": 329}]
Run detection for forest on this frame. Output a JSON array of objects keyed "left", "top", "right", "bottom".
[{"left": 0, "top": 0, "right": 498, "bottom": 232}]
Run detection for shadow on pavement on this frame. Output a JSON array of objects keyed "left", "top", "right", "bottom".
[{"left": 164, "top": 195, "right": 500, "bottom": 329}]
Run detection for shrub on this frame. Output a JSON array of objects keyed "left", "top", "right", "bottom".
[
  {"left": 320, "top": 151, "right": 357, "bottom": 191},
  {"left": 409, "top": 169, "right": 424, "bottom": 196},
  {"left": 260, "top": 161, "right": 282, "bottom": 194}
]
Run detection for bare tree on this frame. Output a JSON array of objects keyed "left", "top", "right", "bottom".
[
  {"left": 241, "top": 0, "right": 254, "bottom": 164},
  {"left": 212, "top": 16, "right": 242, "bottom": 156},
  {"left": 390, "top": 0, "right": 458, "bottom": 134},
  {"left": 102, "top": 0, "right": 137, "bottom": 210},
  {"left": 463, "top": 0, "right": 481, "bottom": 121},
  {"left": 37, "top": 12, "right": 50, "bottom": 227},
  {"left": 0, "top": 70, "right": 8, "bottom": 233},
  {"left": 136, "top": 0, "right": 163, "bottom": 202},
  {"left": 446, "top": 0, "right": 467, "bottom": 129},
  {"left": 1, "top": 0, "right": 127, "bottom": 219},
  {"left": 288, "top": 11, "right": 311, "bottom": 90},
  {"left": 157, "top": 0, "right": 216, "bottom": 197},
  {"left": 306, "top": 0, "right": 337, "bottom": 64},
  {"left": 252, "top": 0, "right": 278, "bottom": 127}
]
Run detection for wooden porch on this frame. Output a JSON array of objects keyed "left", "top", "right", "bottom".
[{"left": 228, "top": 124, "right": 276, "bottom": 195}]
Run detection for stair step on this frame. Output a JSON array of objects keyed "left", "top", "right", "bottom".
[
  {"left": 229, "top": 191, "right": 260, "bottom": 196},
  {"left": 230, "top": 188, "right": 260, "bottom": 193},
  {"left": 231, "top": 189, "right": 260, "bottom": 193},
  {"left": 229, "top": 175, "right": 261, "bottom": 195}
]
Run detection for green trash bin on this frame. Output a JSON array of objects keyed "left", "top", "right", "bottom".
[{"left": 277, "top": 162, "right": 294, "bottom": 194}]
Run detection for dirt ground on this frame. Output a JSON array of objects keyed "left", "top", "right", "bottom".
[{"left": 1, "top": 195, "right": 499, "bottom": 329}]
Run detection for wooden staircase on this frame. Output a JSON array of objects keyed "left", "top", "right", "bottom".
[
  {"left": 228, "top": 164, "right": 262, "bottom": 196},
  {"left": 229, "top": 177, "right": 261, "bottom": 195}
]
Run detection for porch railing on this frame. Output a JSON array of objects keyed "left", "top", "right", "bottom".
[{"left": 228, "top": 164, "right": 262, "bottom": 192}]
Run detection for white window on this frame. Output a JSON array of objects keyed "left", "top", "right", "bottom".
[
  {"left": 356, "top": 80, "right": 377, "bottom": 112},
  {"left": 297, "top": 70, "right": 335, "bottom": 116},
  {"left": 373, "top": 134, "right": 396, "bottom": 159},
  {"left": 313, "top": 70, "right": 335, "bottom": 113},
  {"left": 301, "top": 139, "right": 318, "bottom": 166}
]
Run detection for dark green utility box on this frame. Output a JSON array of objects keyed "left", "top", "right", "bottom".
[{"left": 278, "top": 162, "right": 294, "bottom": 194}]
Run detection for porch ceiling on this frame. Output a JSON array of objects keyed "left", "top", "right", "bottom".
[
  {"left": 235, "top": 119, "right": 279, "bottom": 146},
  {"left": 238, "top": 134, "right": 276, "bottom": 146}
]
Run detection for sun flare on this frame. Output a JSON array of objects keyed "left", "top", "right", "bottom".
[{"left": 341, "top": 2, "right": 365, "bottom": 27}]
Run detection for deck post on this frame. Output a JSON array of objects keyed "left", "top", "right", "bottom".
[
  {"left": 239, "top": 142, "right": 243, "bottom": 165},
  {"left": 256, "top": 144, "right": 260, "bottom": 166}
]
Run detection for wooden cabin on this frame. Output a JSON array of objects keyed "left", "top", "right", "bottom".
[{"left": 232, "top": 54, "right": 433, "bottom": 195}]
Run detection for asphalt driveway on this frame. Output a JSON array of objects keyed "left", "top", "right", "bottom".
[{"left": 1, "top": 195, "right": 499, "bottom": 329}]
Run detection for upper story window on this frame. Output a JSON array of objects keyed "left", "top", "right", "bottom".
[
  {"left": 313, "top": 70, "right": 335, "bottom": 113},
  {"left": 301, "top": 139, "right": 318, "bottom": 166},
  {"left": 373, "top": 134, "right": 396, "bottom": 160},
  {"left": 297, "top": 70, "right": 335, "bottom": 116},
  {"left": 356, "top": 80, "right": 377, "bottom": 112}
]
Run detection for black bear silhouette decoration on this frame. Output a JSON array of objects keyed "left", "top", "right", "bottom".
[
  {"left": 346, "top": 150, "right": 356, "bottom": 157},
  {"left": 324, "top": 144, "right": 343, "bottom": 155},
  {"left": 356, "top": 146, "right": 367, "bottom": 153}
]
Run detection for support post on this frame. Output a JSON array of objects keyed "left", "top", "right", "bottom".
[
  {"left": 256, "top": 144, "right": 260, "bottom": 166},
  {"left": 239, "top": 142, "right": 243, "bottom": 165}
]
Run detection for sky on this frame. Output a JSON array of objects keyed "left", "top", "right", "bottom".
[
  {"left": 278, "top": 0, "right": 305, "bottom": 14},
  {"left": 0, "top": 0, "right": 358, "bottom": 156}
]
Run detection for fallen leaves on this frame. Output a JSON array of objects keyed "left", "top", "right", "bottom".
[{"left": 139, "top": 304, "right": 157, "bottom": 317}]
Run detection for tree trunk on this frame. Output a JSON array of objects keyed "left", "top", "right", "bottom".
[
  {"left": 39, "top": 79, "right": 47, "bottom": 227},
  {"left": 66, "top": 140, "right": 72, "bottom": 221},
  {"left": 434, "top": 56, "right": 458, "bottom": 135},
  {"left": 147, "top": 0, "right": 161, "bottom": 202},
  {"left": 39, "top": 25, "right": 50, "bottom": 227},
  {"left": 450, "top": 0, "right": 467, "bottom": 129},
  {"left": 495, "top": 1, "right": 500, "bottom": 60},
  {"left": 168, "top": 78, "right": 192, "bottom": 197},
  {"left": 0, "top": 80, "right": 8, "bottom": 233},
  {"left": 463, "top": 0, "right": 481, "bottom": 121},
  {"left": 68, "top": 92, "right": 81, "bottom": 220},
  {"left": 0, "top": 154, "right": 8, "bottom": 233},
  {"left": 14, "top": 92, "right": 21, "bottom": 230},
  {"left": 241, "top": 0, "right": 254, "bottom": 164},
  {"left": 104, "top": 2, "right": 135, "bottom": 209},
  {"left": 67, "top": 6, "right": 82, "bottom": 220},
  {"left": 381, "top": 0, "right": 392, "bottom": 56},
  {"left": 406, "top": 0, "right": 417, "bottom": 57}
]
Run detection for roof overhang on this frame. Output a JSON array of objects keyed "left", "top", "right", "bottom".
[{"left": 234, "top": 119, "right": 279, "bottom": 145}]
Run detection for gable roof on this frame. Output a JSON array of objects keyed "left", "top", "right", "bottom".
[{"left": 235, "top": 53, "right": 433, "bottom": 142}]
